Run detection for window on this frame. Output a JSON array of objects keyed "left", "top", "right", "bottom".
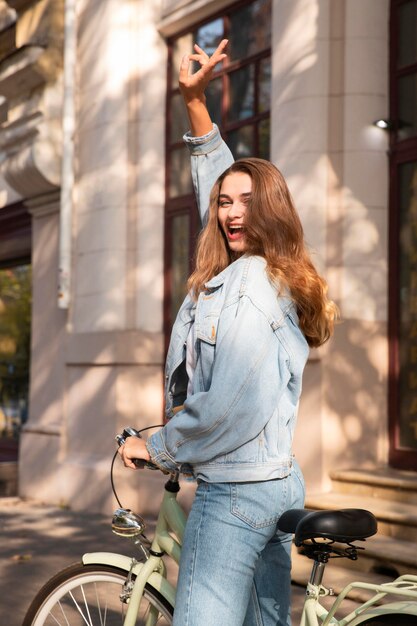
[
  {"left": 389, "top": 0, "right": 417, "bottom": 469},
  {"left": 396, "top": 0, "right": 417, "bottom": 141},
  {"left": 165, "top": 0, "right": 272, "bottom": 335}
]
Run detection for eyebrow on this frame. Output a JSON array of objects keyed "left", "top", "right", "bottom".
[{"left": 218, "top": 192, "right": 252, "bottom": 200}]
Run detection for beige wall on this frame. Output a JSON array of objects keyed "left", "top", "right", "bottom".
[
  {"left": 16, "top": 0, "right": 393, "bottom": 511},
  {"left": 19, "top": 0, "right": 169, "bottom": 511}
]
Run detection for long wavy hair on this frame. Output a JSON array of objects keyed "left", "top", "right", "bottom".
[{"left": 188, "top": 158, "right": 338, "bottom": 348}]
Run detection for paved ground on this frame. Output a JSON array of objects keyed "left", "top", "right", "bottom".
[
  {"left": 0, "top": 497, "right": 360, "bottom": 625},
  {"left": 0, "top": 497, "right": 305, "bottom": 625},
  {"left": 0, "top": 497, "right": 126, "bottom": 625}
]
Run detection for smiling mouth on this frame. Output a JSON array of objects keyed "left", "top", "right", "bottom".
[{"left": 227, "top": 225, "right": 245, "bottom": 241}]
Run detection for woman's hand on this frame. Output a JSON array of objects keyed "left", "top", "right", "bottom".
[
  {"left": 179, "top": 39, "right": 228, "bottom": 104},
  {"left": 179, "top": 39, "right": 228, "bottom": 136},
  {"left": 118, "top": 436, "right": 150, "bottom": 470}
]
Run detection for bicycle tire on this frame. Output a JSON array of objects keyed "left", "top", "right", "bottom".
[
  {"left": 22, "top": 562, "right": 174, "bottom": 626},
  {"left": 354, "top": 614, "right": 417, "bottom": 625}
]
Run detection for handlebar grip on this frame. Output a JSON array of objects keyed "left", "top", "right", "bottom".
[{"left": 132, "top": 458, "right": 159, "bottom": 471}]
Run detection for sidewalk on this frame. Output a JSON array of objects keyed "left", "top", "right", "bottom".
[
  {"left": 0, "top": 497, "right": 356, "bottom": 625},
  {"left": 0, "top": 497, "right": 125, "bottom": 625}
]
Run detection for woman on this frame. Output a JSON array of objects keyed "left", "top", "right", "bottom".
[{"left": 119, "top": 40, "right": 337, "bottom": 626}]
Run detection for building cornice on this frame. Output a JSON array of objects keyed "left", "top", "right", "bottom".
[{"left": 0, "top": 0, "right": 63, "bottom": 199}]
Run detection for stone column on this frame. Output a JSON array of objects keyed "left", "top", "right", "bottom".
[
  {"left": 272, "top": 0, "right": 331, "bottom": 490},
  {"left": 271, "top": 0, "right": 390, "bottom": 491},
  {"left": 321, "top": 0, "right": 390, "bottom": 481},
  {"left": 59, "top": 0, "right": 167, "bottom": 511},
  {"left": 19, "top": 193, "right": 68, "bottom": 501}
]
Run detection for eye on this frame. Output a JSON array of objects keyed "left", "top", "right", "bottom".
[{"left": 218, "top": 200, "right": 231, "bottom": 208}]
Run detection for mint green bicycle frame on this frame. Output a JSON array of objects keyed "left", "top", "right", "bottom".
[
  {"left": 84, "top": 471, "right": 185, "bottom": 626},
  {"left": 82, "top": 470, "right": 417, "bottom": 626},
  {"left": 300, "top": 565, "right": 417, "bottom": 625}
]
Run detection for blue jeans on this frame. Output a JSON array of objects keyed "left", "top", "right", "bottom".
[{"left": 173, "top": 462, "right": 305, "bottom": 626}]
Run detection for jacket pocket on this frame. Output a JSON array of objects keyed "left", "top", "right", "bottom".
[
  {"left": 196, "top": 313, "right": 219, "bottom": 345},
  {"left": 195, "top": 314, "right": 219, "bottom": 390}
]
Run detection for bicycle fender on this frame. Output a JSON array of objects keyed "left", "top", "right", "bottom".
[
  {"left": 348, "top": 601, "right": 417, "bottom": 625},
  {"left": 82, "top": 552, "right": 176, "bottom": 608}
]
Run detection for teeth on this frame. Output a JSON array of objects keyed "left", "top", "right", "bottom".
[{"left": 229, "top": 226, "right": 243, "bottom": 231}]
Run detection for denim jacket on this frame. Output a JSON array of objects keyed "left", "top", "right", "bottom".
[{"left": 147, "top": 126, "right": 309, "bottom": 482}]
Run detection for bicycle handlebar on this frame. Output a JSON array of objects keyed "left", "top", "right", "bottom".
[{"left": 115, "top": 427, "right": 160, "bottom": 471}]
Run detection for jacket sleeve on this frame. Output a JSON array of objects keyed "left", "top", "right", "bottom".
[
  {"left": 146, "top": 296, "right": 292, "bottom": 470},
  {"left": 183, "top": 124, "right": 234, "bottom": 226}
]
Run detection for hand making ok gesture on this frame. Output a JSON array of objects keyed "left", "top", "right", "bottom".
[{"left": 179, "top": 39, "right": 228, "bottom": 136}]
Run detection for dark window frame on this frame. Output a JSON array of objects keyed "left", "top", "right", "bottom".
[
  {"left": 164, "top": 0, "right": 271, "bottom": 344},
  {"left": 388, "top": 0, "right": 417, "bottom": 469},
  {"left": 0, "top": 202, "right": 31, "bottom": 266}
]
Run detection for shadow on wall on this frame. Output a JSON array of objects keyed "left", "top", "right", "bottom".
[
  {"left": 23, "top": 0, "right": 169, "bottom": 513},
  {"left": 274, "top": 0, "right": 389, "bottom": 487}
]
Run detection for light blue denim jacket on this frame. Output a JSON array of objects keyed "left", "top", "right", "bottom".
[{"left": 147, "top": 125, "right": 309, "bottom": 482}]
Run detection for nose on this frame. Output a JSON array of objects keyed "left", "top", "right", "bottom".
[{"left": 227, "top": 200, "right": 245, "bottom": 219}]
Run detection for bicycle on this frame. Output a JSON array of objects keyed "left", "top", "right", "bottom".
[{"left": 22, "top": 427, "right": 417, "bottom": 625}]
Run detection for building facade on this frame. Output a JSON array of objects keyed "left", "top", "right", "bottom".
[{"left": 0, "top": 0, "right": 415, "bottom": 513}]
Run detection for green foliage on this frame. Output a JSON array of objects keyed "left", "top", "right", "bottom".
[{"left": 0, "top": 265, "right": 32, "bottom": 419}]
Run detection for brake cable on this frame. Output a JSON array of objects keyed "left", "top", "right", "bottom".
[{"left": 111, "top": 424, "right": 164, "bottom": 508}]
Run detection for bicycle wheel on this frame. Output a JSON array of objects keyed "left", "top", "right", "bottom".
[{"left": 22, "top": 562, "right": 174, "bottom": 626}]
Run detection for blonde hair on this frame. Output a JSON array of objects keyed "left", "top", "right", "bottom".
[{"left": 188, "top": 158, "right": 338, "bottom": 348}]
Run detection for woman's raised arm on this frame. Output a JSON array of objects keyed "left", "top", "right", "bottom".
[{"left": 179, "top": 39, "right": 228, "bottom": 137}]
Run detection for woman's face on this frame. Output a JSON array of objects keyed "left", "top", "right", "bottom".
[{"left": 218, "top": 172, "right": 252, "bottom": 253}]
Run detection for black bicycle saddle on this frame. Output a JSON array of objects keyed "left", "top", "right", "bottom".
[{"left": 278, "top": 508, "right": 377, "bottom": 545}]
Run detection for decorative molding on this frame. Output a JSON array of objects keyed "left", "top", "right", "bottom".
[
  {"left": 21, "top": 423, "right": 61, "bottom": 435},
  {"left": 0, "top": 0, "right": 63, "bottom": 199},
  {"left": 0, "top": 45, "right": 49, "bottom": 99},
  {"left": 158, "top": 0, "right": 236, "bottom": 37},
  {"left": 0, "top": 110, "right": 40, "bottom": 149},
  {"left": 0, "top": 139, "right": 59, "bottom": 196},
  {"left": 25, "top": 188, "right": 60, "bottom": 217}
]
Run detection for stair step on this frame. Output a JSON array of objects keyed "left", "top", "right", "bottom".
[
  {"left": 305, "top": 491, "right": 417, "bottom": 542},
  {"left": 330, "top": 468, "right": 417, "bottom": 505},
  {"left": 364, "top": 534, "right": 417, "bottom": 573}
]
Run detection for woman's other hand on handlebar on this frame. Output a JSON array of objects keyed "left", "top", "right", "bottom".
[{"left": 118, "top": 436, "right": 150, "bottom": 470}]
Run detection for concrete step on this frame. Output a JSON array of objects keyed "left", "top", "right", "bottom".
[
  {"left": 306, "top": 491, "right": 417, "bottom": 542},
  {"left": 363, "top": 533, "right": 417, "bottom": 576},
  {"left": 330, "top": 468, "right": 417, "bottom": 505},
  {"left": 305, "top": 491, "right": 417, "bottom": 575}
]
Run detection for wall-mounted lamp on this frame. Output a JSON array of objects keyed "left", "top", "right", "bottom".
[{"left": 373, "top": 118, "right": 394, "bottom": 130}]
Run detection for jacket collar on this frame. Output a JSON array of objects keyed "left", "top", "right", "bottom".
[{"left": 203, "top": 255, "right": 258, "bottom": 290}]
